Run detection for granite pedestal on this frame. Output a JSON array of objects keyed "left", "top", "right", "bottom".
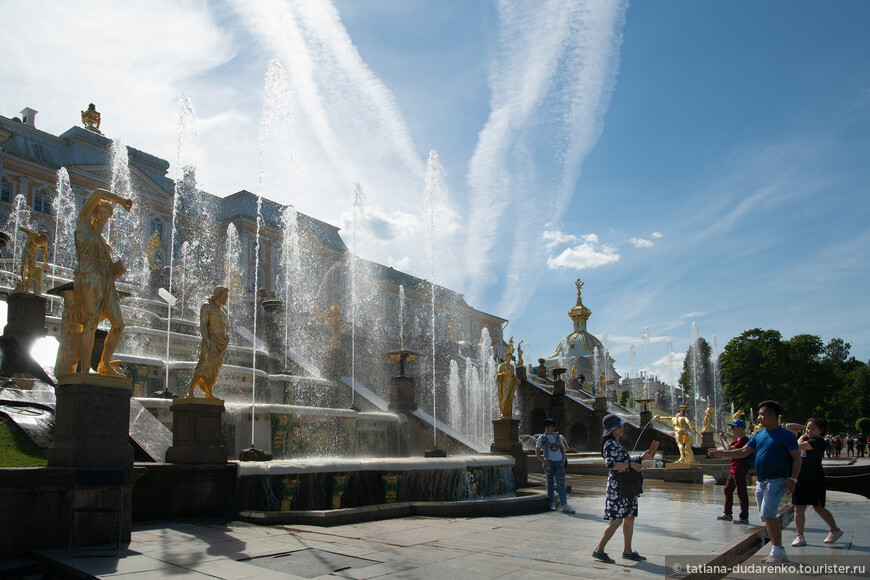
[
  {"left": 491, "top": 418, "right": 527, "bottom": 487},
  {"left": 47, "top": 374, "right": 134, "bottom": 468},
  {"left": 165, "top": 398, "right": 227, "bottom": 464}
]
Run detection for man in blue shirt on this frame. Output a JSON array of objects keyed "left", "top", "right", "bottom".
[{"left": 709, "top": 400, "right": 801, "bottom": 563}]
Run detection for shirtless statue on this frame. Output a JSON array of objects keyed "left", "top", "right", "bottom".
[
  {"left": 54, "top": 188, "right": 133, "bottom": 377},
  {"left": 15, "top": 226, "right": 49, "bottom": 294},
  {"left": 496, "top": 354, "right": 520, "bottom": 419},
  {"left": 655, "top": 410, "right": 701, "bottom": 463},
  {"left": 702, "top": 403, "right": 715, "bottom": 432},
  {"left": 188, "top": 287, "right": 230, "bottom": 399}
]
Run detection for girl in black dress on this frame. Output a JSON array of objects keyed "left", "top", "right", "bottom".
[{"left": 785, "top": 418, "right": 844, "bottom": 546}]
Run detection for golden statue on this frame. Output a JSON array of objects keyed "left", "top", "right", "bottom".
[
  {"left": 188, "top": 287, "right": 230, "bottom": 399},
  {"left": 733, "top": 409, "right": 745, "bottom": 422},
  {"left": 517, "top": 341, "right": 524, "bottom": 367},
  {"left": 15, "top": 226, "right": 49, "bottom": 294},
  {"left": 326, "top": 302, "right": 342, "bottom": 350},
  {"left": 81, "top": 103, "right": 102, "bottom": 134},
  {"left": 143, "top": 231, "right": 162, "bottom": 269},
  {"left": 655, "top": 410, "right": 701, "bottom": 463},
  {"left": 570, "top": 359, "right": 579, "bottom": 379},
  {"left": 54, "top": 188, "right": 133, "bottom": 377},
  {"left": 507, "top": 336, "right": 515, "bottom": 360},
  {"left": 702, "top": 404, "right": 715, "bottom": 432},
  {"left": 575, "top": 278, "right": 584, "bottom": 299},
  {"left": 496, "top": 355, "right": 519, "bottom": 419},
  {"left": 597, "top": 371, "right": 606, "bottom": 396}
]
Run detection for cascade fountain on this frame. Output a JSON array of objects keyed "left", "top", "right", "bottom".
[
  {"left": 8, "top": 194, "right": 29, "bottom": 289},
  {"left": 50, "top": 168, "right": 75, "bottom": 314},
  {"left": 642, "top": 326, "right": 651, "bottom": 400},
  {"left": 424, "top": 150, "right": 445, "bottom": 453},
  {"left": 592, "top": 345, "right": 601, "bottom": 397}
]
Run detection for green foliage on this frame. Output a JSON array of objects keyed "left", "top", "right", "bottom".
[
  {"left": 856, "top": 417, "right": 870, "bottom": 434},
  {"left": 619, "top": 390, "right": 630, "bottom": 407},
  {"left": 0, "top": 417, "right": 47, "bottom": 467},
  {"left": 720, "top": 329, "right": 868, "bottom": 428}
]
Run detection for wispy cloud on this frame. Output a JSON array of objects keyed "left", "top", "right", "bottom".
[
  {"left": 464, "top": 0, "right": 628, "bottom": 315},
  {"left": 629, "top": 237, "right": 653, "bottom": 248}
]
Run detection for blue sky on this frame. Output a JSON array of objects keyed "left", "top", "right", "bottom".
[{"left": 2, "top": 1, "right": 869, "bottom": 380}]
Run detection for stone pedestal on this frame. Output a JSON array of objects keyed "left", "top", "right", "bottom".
[
  {"left": 640, "top": 409, "right": 653, "bottom": 430},
  {"left": 388, "top": 375, "right": 417, "bottom": 413},
  {"left": 47, "top": 375, "right": 134, "bottom": 468},
  {"left": 701, "top": 431, "right": 715, "bottom": 449},
  {"left": 662, "top": 463, "right": 704, "bottom": 484},
  {"left": 594, "top": 396, "right": 608, "bottom": 411},
  {"left": 165, "top": 398, "right": 227, "bottom": 464},
  {"left": 516, "top": 365, "right": 527, "bottom": 381},
  {"left": 3, "top": 291, "right": 47, "bottom": 344},
  {"left": 490, "top": 418, "right": 527, "bottom": 487}
]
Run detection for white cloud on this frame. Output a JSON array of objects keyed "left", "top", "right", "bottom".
[
  {"left": 546, "top": 239, "right": 620, "bottom": 270},
  {"left": 630, "top": 237, "right": 653, "bottom": 248},
  {"left": 652, "top": 232, "right": 663, "bottom": 238},
  {"left": 542, "top": 229, "right": 579, "bottom": 249}
]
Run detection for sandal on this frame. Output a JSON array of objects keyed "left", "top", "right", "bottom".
[{"left": 622, "top": 551, "right": 647, "bottom": 561}]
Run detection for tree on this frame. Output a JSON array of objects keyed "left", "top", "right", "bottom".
[
  {"left": 720, "top": 329, "right": 787, "bottom": 418},
  {"left": 823, "top": 338, "right": 851, "bottom": 364},
  {"left": 679, "top": 337, "right": 713, "bottom": 418}
]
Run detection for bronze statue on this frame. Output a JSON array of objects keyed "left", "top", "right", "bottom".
[
  {"left": 496, "top": 355, "right": 519, "bottom": 419},
  {"left": 188, "top": 287, "right": 230, "bottom": 399},
  {"left": 54, "top": 188, "right": 133, "bottom": 377},
  {"left": 15, "top": 226, "right": 49, "bottom": 294},
  {"left": 655, "top": 410, "right": 701, "bottom": 463}
]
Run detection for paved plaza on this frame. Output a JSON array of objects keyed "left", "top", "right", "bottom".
[{"left": 31, "top": 469, "right": 869, "bottom": 579}]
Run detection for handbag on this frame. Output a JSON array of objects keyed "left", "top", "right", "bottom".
[{"left": 613, "top": 468, "right": 643, "bottom": 499}]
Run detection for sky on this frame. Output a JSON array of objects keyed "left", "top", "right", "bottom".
[{"left": 2, "top": 0, "right": 869, "bottom": 382}]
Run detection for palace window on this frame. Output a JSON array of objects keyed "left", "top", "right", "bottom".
[
  {"left": 0, "top": 179, "right": 11, "bottom": 203},
  {"left": 33, "top": 190, "right": 53, "bottom": 214}
]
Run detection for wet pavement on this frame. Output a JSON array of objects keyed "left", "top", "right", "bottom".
[{"left": 33, "top": 470, "right": 869, "bottom": 579}]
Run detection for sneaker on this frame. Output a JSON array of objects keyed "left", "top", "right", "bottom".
[
  {"left": 717, "top": 514, "right": 733, "bottom": 521},
  {"left": 733, "top": 518, "right": 749, "bottom": 525},
  {"left": 824, "top": 529, "right": 844, "bottom": 544},
  {"left": 791, "top": 535, "right": 806, "bottom": 547},
  {"left": 762, "top": 546, "right": 789, "bottom": 564},
  {"left": 592, "top": 551, "right": 615, "bottom": 564},
  {"left": 549, "top": 502, "right": 556, "bottom": 511},
  {"left": 622, "top": 551, "right": 647, "bottom": 561},
  {"left": 562, "top": 505, "right": 575, "bottom": 514}
]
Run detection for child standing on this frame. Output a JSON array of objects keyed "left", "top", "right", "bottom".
[
  {"left": 717, "top": 419, "right": 750, "bottom": 524},
  {"left": 786, "top": 418, "right": 844, "bottom": 546},
  {"left": 535, "top": 418, "right": 575, "bottom": 514}
]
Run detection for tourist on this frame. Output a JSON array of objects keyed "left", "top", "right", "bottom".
[
  {"left": 716, "top": 418, "right": 750, "bottom": 524},
  {"left": 833, "top": 435, "right": 843, "bottom": 458},
  {"left": 535, "top": 418, "right": 575, "bottom": 514},
  {"left": 856, "top": 433, "right": 866, "bottom": 458},
  {"left": 592, "top": 413, "right": 659, "bottom": 564},
  {"left": 846, "top": 435, "right": 854, "bottom": 457},
  {"left": 824, "top": 435, "right": 832, "bottom": 458},
  {"left": 708, "top": 400, "right": 801, "bottom": 564},
  {"left": 784, "top": 418, "right": 844, "bottom": 547}
]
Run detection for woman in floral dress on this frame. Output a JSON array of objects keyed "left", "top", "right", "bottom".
[{"left": 592, "top": 413, "right": 659, "bottom": 564}]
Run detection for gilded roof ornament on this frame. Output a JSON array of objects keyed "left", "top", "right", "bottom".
[{"left": 81, "top": 103, "right": 102, "bottom": 134}]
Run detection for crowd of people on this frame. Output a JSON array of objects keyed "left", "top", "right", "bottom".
[
  {"left": 823, "top": 432, "right": 867, "bottom": 458},
  {"left": 543, "top": 399, "right": 851, "bottom": 567}
]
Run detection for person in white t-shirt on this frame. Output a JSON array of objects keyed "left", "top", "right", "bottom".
[{"left": 536, "top": 418, "right": 575, "bottom": 514}]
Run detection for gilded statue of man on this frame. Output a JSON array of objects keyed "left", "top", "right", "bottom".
[
  {"left": 655, "top": 411, "right": 701, "bottom": 463},
  {"left": 702, "top": 403, "right": 715, "bottom": 432},
  {"left": 55, "top": 188, "right": 133, "bottom": 377},
  {"left": 16, "top": 226, "right": 49, "bottom": 294},
  {"left": 188, "top": 287, "right": 230, "bottom": 399},
  {"left": 497, "top": 354, "right": 520, "bottom": 419}
]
